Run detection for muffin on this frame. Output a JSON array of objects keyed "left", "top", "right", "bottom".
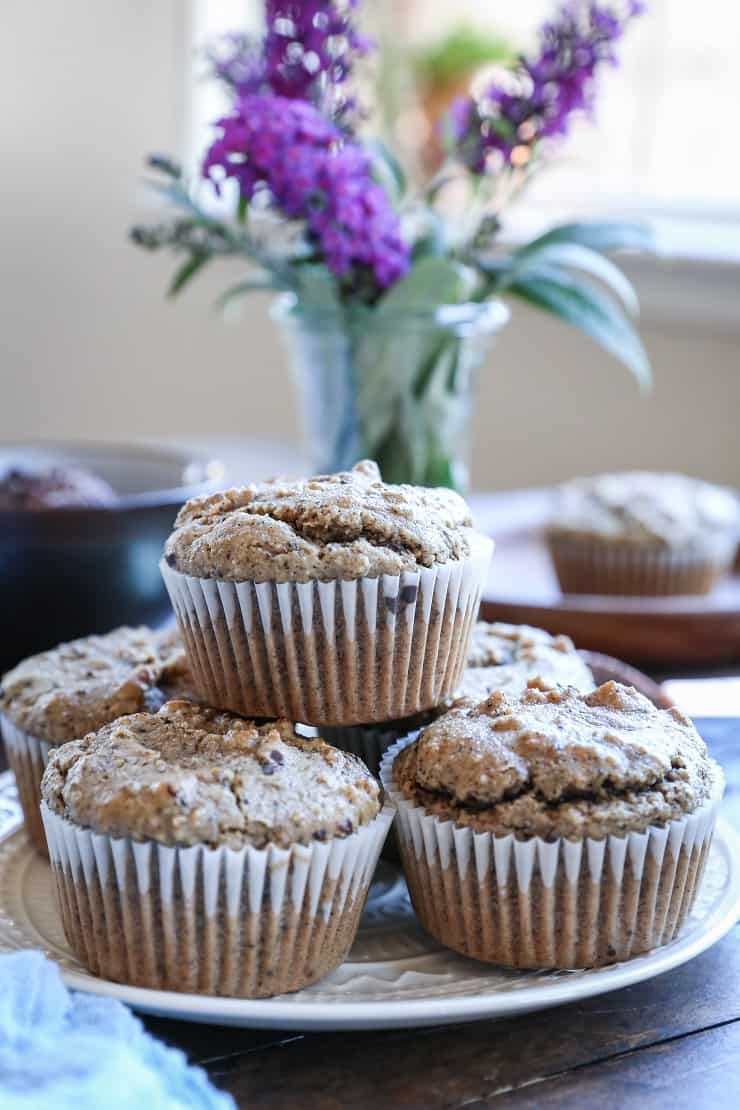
[
  {"left": 160, "top": 460, "right": 493, "bottom": 726},
  {"left": 381, "top": 680, "right": 723, "bottom": 969},
  {"left": 546, "top": 471, "right": 739, "bottom": 596},
  {"left": 455, "top": 621, "right": 594, "bottom": 701},
  {"left": 41, "top": 701, "right": 393, "bottom": 997},
  {"left": 0, "top": 626, "right": 193, "bottom": 855},
  {"left": 0, "top": 463, "right": 117, "bottom": 509},
  {"left": 323, "top": 621, "right": 594, "bottom": 778}
]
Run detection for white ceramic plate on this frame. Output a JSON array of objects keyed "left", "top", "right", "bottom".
[{"left": 1, "top": 772, "right": 738, "bottom": 1032}]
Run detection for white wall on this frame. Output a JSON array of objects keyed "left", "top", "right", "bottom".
[{"left": 1, "top": 1, "right": 739, "bottom": 490}]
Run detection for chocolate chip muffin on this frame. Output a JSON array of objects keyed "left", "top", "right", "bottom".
[
  {"left": 382, "top": 680, "right": 723, "bottom": 969},
  {"left": 0, "top": 626, "right": 194, "bottom": 854},
  {"left": 41, "top": 701, "right": 392, "bottom": 998},
  {"left": 161, "top": 460, "right": 493, "bottom": 726},
  {"left": 321, "top": 622, "right": 594, "bottom": 781},
  {"left": 455, "top": 622, "right": 594, "bottom": 702},
  {"left": 546, "top": 472, "right": 739, "bottom": 596},
  {"left": 0, "top": 463, "right": 117, "bottom": 510}
]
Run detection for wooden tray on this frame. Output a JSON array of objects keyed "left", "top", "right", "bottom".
[{"left": 472, "top": 488, "right": 740, "bottom": 667}]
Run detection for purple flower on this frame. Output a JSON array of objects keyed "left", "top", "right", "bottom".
[
  {"left": 206, "top": 32, "right": 266, "bottom": 95},
  {"left": 203, "top": 94, "right": 408, "bottom": 290},
  {"left": 451, "top": 1, "right": 644, "bottom": 173},
  {"left": 264, "top": 1, "right": 370, "bottom": 101},
  {"left": 206, "top": 2, "right": 371, "bottom": 122}
]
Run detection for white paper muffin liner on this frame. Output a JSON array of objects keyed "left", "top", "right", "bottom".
[
  {"left": 380, "top": 735, "right": 723, "bottom": 969},
  {"left": 160, "top": 533, "right": 493, "bottom": 726},
  {"left": 41, "top": 800, "right": 394, "bottom": 997},
  {"left": 1, "top": 714, "right": 53, "bottom": 856},
  {"left": 547, "top": 533, "right": 737, "bottom": 597},
  {"left": 322, "top": 712, "right": 438, "bottom": 779}
]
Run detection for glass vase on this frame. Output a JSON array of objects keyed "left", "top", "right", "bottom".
[{"left": 273, "top": 295, "right": 509, "bottom": 491}]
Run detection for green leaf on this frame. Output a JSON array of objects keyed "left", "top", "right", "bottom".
[
  {"left": 167, "top": 253, "right": 208, "bottom": 297},
  {"left": 376, "top": 256, "right": 476, "bottom": 312},
  {"left": 293, "top": 264, "right": 342, "bottom": 311},
  {"left": 501, "top": 243, "right": 639, "bottom": 317},
  {"left": 506, "top": 271, "right": 651, "bottom": 388},
  {"left": 516, "top": 221, "right": 655, "bottom": 259},
  {"left": 410, "top": 210, "right": 448, "bottom": 261},
  {"left": 366, "top": 138, "right": 407, "bottom": 205},
  {"left": 213, "top": 276, "right": 279, "bottom": 315}
]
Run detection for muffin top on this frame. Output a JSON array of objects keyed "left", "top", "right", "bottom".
[
  {"left": 0, "top": 626, "right": 194, "bottom": 744},
  {"left": 393, "top": 680, "right": 721, "bottom": 840},
  {"left": 455, "top": 622, "right": 594, "bottom": 702},
  {"left": 163, "top": 459, "right": 475, "bottom": 582},
  {"left": 0, "top": 464, "right": 117, "bottom": 510},
  {"left": 41, "top": 701, "right": 381, "bottom": 849},
  {"left": 547, "top": 471, "right": 739, "bottom": 547}
]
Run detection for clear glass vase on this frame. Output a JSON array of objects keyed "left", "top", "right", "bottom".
[{"left": 273, "top": 295, "right": 509, "bottom": 491}]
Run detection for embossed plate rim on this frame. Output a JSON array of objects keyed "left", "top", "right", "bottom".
[{"left": 1, "top": 772, "right": 739, "bottom": 1031}]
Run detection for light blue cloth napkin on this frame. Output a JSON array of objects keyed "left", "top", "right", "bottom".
[{"left": 0, "top": 950, "right": 235, "bottom": 1110}]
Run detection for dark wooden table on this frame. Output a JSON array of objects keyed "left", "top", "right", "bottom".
[{"left": 144, "top": 716, "right": 740, "bottom": 1109}]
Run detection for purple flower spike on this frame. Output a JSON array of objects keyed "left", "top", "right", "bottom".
[
  {"left": 451, "top": 1, "right": 644, "bottom": 174},
  {"left": 207, "top": 2, "right": 371, "bottom": 123},
  {"left": 203, "top": 94, "right": 408, "bottom": 290}
]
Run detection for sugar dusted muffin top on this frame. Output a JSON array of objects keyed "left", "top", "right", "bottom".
[
  {"left": 163, "top": 459, "right": 475, "bottom": 583},
  {"left": 547, "top": 471, "right": 739, "bottom": 548},
  {"left": 41, "top": 701, "right": 381, "bottom": 849},
  {"left": 0, "top": 626, "right": 194, "bottom": 744},
  {"left": 394, "top": 680, "right": 722, "bottom": 841},
  {"left": 455, "top": 622, "right": 594, "bottom": 702}
]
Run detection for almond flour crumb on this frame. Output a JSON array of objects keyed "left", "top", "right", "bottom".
[
  {"left": 42, "top": 700, "right": 380, "bottom": 849},
  {"left": 164, "top": 459, "right": 475, "bottom": 582}
]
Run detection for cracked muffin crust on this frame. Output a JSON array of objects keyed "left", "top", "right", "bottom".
[
  {"left": 454, "top": 622, "right": 594, "bottom": 702},
  {"left": 0, "top": 626, "right": 194, "bottom": 744},
  {"left": 394, "top": 680, "right": 722, "bottom": 841},
  {"left": 41, "top": 700, "right": 381, "bottom": 849},
  {"left": 163, "top": 459, "right": 475, "bottom": 582}
]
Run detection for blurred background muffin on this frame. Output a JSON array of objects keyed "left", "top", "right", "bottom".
[
  {"left": 546, "top": 472, "right": 740, "bottom": 596},
  {"left": 0, "top": 442, "right": 221, "bottom": 672}
]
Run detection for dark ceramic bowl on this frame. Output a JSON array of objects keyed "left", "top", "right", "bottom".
[{"left": 0, "top": 441, "right": 223, "bottom": 673}]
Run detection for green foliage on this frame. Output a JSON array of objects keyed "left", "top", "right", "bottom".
[
  {"left": 471, "top": 221, "right": 654, "bottom": 386},
  {"left": 353, "top": 257, "right": 477, "bottom": 466},
  {"left": 377, "top": 255, "right": 476, "bottom": 310},
  {"left": 506, "top": 270, "right": 650, "bottom": 388},
  {"left": 413, "top": 24, "right": 515, "bottom": 85},
  {"left": 132, "top": 163, "right": 653, "bottom": 393},
  {"left": 167, "top": 253, "right": 209, "bottom": 298},
  {"left": 366, "top": 139, "right": 407, "bottom": 207}
]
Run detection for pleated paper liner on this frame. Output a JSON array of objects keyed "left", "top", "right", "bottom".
[
  {"left": 160, "top": 533, "right": 493, "bottom": 726},
  {"left": 547, "top": 534, "right": 736, "bottom": 597},
  {"left": 1, "top": 714, "right": 52, "bottom": 856},
  {"left": 41, "top": 800, "right": 394, "bottom": 998},
  {"left": 380, "top": 735, "right": 723, "bottom": 969}
]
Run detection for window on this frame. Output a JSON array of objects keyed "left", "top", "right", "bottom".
[
  {"left": 401, "top": 0, "right": 740, "bottom": 260},
  {"left": 186, "top": 2, "right": 740, "bottom": 265}
]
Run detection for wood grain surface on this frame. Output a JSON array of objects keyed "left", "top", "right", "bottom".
[{"left": 472, "top": 488, "right": 740, "bottom": 666}]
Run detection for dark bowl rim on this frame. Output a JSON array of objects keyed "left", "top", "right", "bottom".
[{"left": 0, "top": 438, "right": 224, "bottom": 514}]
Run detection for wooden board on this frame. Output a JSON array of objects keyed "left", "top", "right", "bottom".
[{"left": 472, "top": 487, "right": 740, "bottom": 666}]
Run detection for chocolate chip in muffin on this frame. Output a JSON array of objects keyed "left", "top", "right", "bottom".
[
  {"left": 0, "top": 625, "right": 196, "bottom": 744},
  {"left": 41, "top": 700, "right": 381, "bottom": 850}
]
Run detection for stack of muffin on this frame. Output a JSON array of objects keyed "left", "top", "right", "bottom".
[{"left": 0, "top": 461, "right": 724, "bottom": 997}]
